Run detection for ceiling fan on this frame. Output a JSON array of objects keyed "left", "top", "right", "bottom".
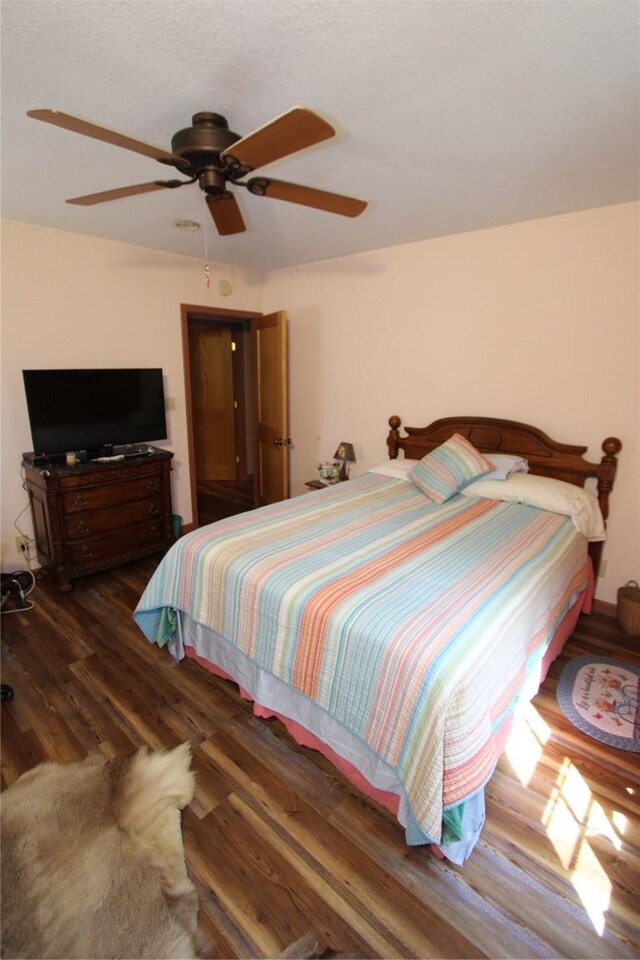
[{"left": 27, "top": 107, "right": 367, "bottom": 235}]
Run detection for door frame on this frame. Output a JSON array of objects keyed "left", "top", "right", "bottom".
[{"left": 181, "top": 303, "right": 261, "bottom": 531}]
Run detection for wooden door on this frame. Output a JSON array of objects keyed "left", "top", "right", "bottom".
[
  {"left": 189, "top": 327, "right": 236, "bottom": 481},
  {"left": 254, "top": 311, "right": 289, "bottom": 504}
]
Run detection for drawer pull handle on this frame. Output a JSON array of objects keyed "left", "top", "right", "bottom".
[
  {"left": 147, "top": 482, "right": 160, "bottom": 493},
  {"left": 79, "top": 545, "right": 93, "bottom": 557},
  {"left": 150, "top": 525, "right": 160, "bottom": 538},
  {"left": 74, "top": 495, "right": 88, "bottom": 508},
  {"left": 148, "top": 505, "right": 160, "bottom": 516},
  {"left": 76, "top": 522, "right": 90, "bottom": 534}
]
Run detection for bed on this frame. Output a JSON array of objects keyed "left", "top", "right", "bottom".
[{"left": 134, "top": 416, "right": 621, "bottom": 863}]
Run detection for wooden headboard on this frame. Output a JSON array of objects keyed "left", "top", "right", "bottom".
[{"left": 386, "top": 415, "right": 621, "bottom": 573}]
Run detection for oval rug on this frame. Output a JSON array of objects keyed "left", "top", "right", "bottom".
[{"left": 556, "top": 656, "right": 640, "bottom": 752}]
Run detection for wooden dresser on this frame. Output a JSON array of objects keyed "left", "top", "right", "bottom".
[{"left": 22, "top": 447, "right": 175, "bottom": 590}]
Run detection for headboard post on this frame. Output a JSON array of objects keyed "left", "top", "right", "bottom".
[
  {"left": 589, "top": 437, "right": 622, "bottom": 579},
  {"left": 597, "top": 437, "right": 622, "bottom": 525},
  {"left": 387, "top": 415, "right": 402, "bottom": 460}
]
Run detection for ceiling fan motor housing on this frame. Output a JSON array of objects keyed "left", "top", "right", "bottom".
[{"left": 171, "top": 113, "right": 241, "bottom": 192}]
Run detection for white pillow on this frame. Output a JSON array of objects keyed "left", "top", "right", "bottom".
[
  {"left": 460, "top": 473, "right": 605, "bottom": 541},
  {"left": 485, "top": 454, "right": 529, "bottom": 481},
  {"left": 369, "top": 459, "right": 419, "bottom": 480}
]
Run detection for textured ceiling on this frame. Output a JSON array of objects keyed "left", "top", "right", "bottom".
[{"left": 1, "top": 0, "right": 638, "bottom": 270}]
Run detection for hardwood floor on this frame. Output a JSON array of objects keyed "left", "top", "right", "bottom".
[
  {"left": 197, "top": 478, "right": 255, "bottom": 526},
  {"left": 1, "top": 559, "right": 639, "bottom": 959}
]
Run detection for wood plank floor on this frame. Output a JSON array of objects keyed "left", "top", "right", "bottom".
[
  {"left": 197, "top": 478, "right": 255, "bottom": 526},
  {"left": 1, "top": 559, "right": 639, "bottom": 959}
]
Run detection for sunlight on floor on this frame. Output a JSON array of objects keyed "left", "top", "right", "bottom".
[
  {"left": 612, "top": 810, "right": 627, "bottom": 837},
  {"left": 541, "top": 756, "right": 614, "bottom": 934},
  {"left": 504, "top": 704, "right": 621, "bottom": 936},
  {"left": 504, "top": 702, "right": 551, "bottom": 787}
]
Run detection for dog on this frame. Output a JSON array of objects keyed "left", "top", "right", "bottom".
[
  {"left": 1, "top": 745, "right": 339, "bottom": 960},
  {"left": 1, "top": 743, "right": 202, "bottom": 959}
]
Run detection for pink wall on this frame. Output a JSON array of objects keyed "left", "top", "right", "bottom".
[
  {"left": 0, "top": 220, "right": 264, "bottom": 572},
  {"left": 261, "top": 202, "right": 639, "bottom": 604},
  {"left": 2, "top": 204, "right": 637, "bottom": 603}
]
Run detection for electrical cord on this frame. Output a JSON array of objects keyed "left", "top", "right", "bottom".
[
  {"left": 10, "top": 466, "right": 41, "bottom": 570},
  {"left": 1, "top": 569, "right": 36, "bottom": 614},
  {"left": 1, "top": 469, "right": 41, "bottom": 615}
]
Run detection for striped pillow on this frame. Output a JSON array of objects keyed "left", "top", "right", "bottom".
[{"left": 408, "top": 433, "right": 493, "bottom": 503}]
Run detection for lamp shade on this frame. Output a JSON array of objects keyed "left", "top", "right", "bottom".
[{"left": 334, "top": 442, "right": 355, "bottom": 463}]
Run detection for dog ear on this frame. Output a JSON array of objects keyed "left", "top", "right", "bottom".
[{"left": 117, "top": 742, "right": 196, "bottom": 835}]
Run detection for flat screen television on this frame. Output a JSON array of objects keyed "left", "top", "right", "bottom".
[{"left": 22, "top": 368, "right": 167, "bottom": 457}]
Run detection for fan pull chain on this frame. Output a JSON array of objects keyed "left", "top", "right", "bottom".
[{"left": 203, "top": 197, "right": 211, "bottom": 288}]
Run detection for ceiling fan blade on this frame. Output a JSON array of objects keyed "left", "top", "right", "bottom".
[
  {"left": 206, "top": 193, "right": 246, "bottom": 235},
  {"left": 247, "top": 178, "right": 367, "bottom": 217},
  {"left": 66, "top": 180, "right": 186, "bottom": 206},
  {"left": 220, "top": 107, "right": 335, "bottom": 173},
  {"left": 27, "top": 109, "right": 186, "bottom": 165}
]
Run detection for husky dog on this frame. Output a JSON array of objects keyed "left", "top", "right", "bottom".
[{"left": 1, "top": 744, "right": 201, "bottom": 959}]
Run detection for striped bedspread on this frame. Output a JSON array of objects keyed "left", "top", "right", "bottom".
[{"left": 134, "top": 473, "right": 589, "bottom": 843}]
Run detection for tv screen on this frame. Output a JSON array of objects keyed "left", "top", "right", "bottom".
[{"left": 22, "top": 368, "right": 167, "bottom": 455}]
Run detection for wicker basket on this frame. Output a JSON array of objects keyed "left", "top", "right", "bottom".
[{"left": 617, "top": 580, "right": 640, "bottom": 636}]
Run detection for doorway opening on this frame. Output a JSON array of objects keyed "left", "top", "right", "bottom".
[{"left": 181, "top": 304, "right": 261, "bottom": 529}]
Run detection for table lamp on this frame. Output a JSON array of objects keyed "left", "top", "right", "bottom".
[{"left": 333, "top": 442, "right": 356, "bottom": 480}]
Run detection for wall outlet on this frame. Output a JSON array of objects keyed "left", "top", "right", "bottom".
[
  {"left": 15, "top": 535, "right": 31, "bottom": 553},
  {"left": 165, "top": 396, "right": 176, "bottom": 411},
  {"left": 598, "top": 558, "right": 607, "bottom": 578}
]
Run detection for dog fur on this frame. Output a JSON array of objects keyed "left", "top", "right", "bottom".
[
  {"left": 1, "top": 745, "right": 341, "bottom": 960},
  {"left": 1, "top": 743, "right": 200, "bottom": 959}
]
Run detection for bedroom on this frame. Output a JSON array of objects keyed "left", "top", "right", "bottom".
[{"left": 1, "top": 1, "right": 639, "bottom": 958}]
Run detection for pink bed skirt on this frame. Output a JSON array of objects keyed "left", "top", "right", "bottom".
[{"left": 185, "top": 569, "right": 592, "bottom": 853}]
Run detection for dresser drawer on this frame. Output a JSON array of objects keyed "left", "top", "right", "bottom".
[
  {"left": 63, "top": 497, "right": 163, "bottom": 540},
  {"left": 62, "top": 475, "right": 163, "bottom": 514},
  {"left": 59, "top": 460, "right": 160, "bottom": 489},
  {"left": 67, "top": 519, "right": 165, "bottom": 565}
]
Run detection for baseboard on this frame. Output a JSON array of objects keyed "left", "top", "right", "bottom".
[{"left": 592, "top": 598, "right": 617, "bottom": 617}]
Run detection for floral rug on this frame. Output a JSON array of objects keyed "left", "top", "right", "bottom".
[{"left": 556, "top": 656, "right": 640, "bottom": 752}]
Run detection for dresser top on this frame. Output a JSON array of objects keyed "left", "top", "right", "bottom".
[{"left": 22, "top": 445, "right": 173, "bottom": 477}]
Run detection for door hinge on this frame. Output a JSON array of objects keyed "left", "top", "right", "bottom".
[
  {"left": 234, "top": 400, "right": 238, "bottom": 409},
  {"left": 231, "top": 341, "right": 237, "bottom": 352},
  {"left": 236, "top": 455, "right": 240, "bottom": 463}
]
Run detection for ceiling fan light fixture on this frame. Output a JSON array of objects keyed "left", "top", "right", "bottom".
[{"left": 174, "top": 219, "right": 200, "bottom": 230}]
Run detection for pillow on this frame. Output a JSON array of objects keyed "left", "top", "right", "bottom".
[
  {"left": 369, "top": 459, "right": 419, "bottom": 480},
  {"left": 484, "top": 454, "right": 529, "bottom": 481},
  {"left": 408, "top": 434, "right": 493, "bottom": 503},
  {"left": 369, "top": 454, "right": 526, "bottom": 483},
  {"left": 460, "top": 473, "right": 606, "bottom": 541}
]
